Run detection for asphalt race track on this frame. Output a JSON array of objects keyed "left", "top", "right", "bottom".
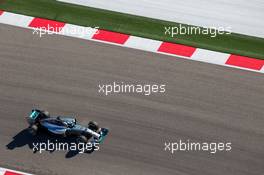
[{"left": 0, "top": 24, "right": 264, "bottom": 175}]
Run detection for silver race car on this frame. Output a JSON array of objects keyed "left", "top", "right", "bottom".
[{"left": 27, "top": 109, "right": 109, "bottom": 144}]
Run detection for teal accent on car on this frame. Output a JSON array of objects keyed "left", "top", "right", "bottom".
[
  {"left": 98, "top": 128, "right": 109, "bottom": 143},
  {"left": 29, "top": 110, "right": 39, "bottom": 120}
]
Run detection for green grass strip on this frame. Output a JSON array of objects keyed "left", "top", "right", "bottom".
[{"left": 0, "top": 0, "right": 264, "bottom": 60}]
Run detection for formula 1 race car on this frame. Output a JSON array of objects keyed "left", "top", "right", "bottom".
[{"left": 26, "top": 109, "right": 109, "bottom": 144}]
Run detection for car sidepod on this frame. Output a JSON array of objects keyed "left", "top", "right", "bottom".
[{"left": 40, "top": 120, "right": 67, "bottom": 135}]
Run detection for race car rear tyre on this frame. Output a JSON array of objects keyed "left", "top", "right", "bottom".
[
  {"left": 43, "top": 110, "right": 50, "bottom": 117},
  {"left": 88, "top": 121, "right": 99, "bottom": 132},
  {"left": 28, "top": 124, "right": 38, "bottom": 136},
  {"left": 76, "top": 135, "right": 88, "bottom": 143}
]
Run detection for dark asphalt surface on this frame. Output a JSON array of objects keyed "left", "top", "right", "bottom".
[{"left": 0, "top": 24, "right": 263, "bottom": 175}]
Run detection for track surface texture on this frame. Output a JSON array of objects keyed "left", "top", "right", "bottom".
[
  {"left": 0, "top": 24, "right": 264, "bottom": 175},
  {"left": 59, "top": 0, "right": 264, "bottom": 38}
]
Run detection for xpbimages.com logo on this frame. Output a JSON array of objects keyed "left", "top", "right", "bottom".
[
  {"left": 31, "top": 24, "right": 99, "bottom": 37},
  {"left": 164, "top": 140, "right": 232, "bottom": 154},
  {"left": 98, "top": 82, "right": 166, "bottom": 96},
  {"left": 164, "top": 25, "right": 232, "bottom": 38},
  {"left": 32, "top": 140, "right": 99, "bottom": 153}
]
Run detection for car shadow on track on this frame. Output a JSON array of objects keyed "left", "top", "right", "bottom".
[{"left": 6, "top": 129, "right": 95, "bottom": 158}]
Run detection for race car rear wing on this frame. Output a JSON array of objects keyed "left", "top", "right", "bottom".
[{"left": 27, "top": 110, "right": 40, "bottom": 125}]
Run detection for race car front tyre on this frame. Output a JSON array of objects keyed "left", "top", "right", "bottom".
[
  {"left": 42, "top": 110, "right": 50, "bottom": 117},
  {"left": 88, "top": 121, "right": 99, "bottom": 132},
  {"left": 28, "top": 124, "right": 38, "bottom": 136},
  {"left": 76, "top": 135, "right": 88, "bottom": 143}
]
